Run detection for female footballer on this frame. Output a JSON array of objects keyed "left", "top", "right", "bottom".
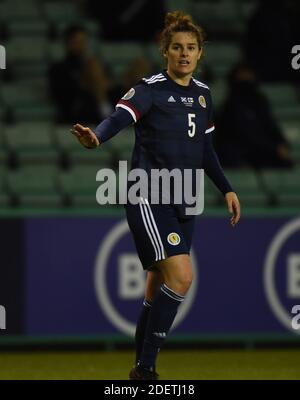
[{"left": 71, "top": 11, "right": 241, "bottom": 380}]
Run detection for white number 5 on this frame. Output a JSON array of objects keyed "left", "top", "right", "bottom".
[{"left": 188, "top": 113, "right": 196, "bottom": 137}]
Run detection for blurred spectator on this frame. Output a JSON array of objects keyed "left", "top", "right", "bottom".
[
  {"left": 244, "top": 0, "right": 300, "bottom": 82},
  {"left": 49, "top": 25, "right": 111, "bottom": 124},
  {"left": 108, "top": 56, "right": 154, "bottom": 105},
  {"left": 215, "top": 62, "right": 294, "bottom": 169},
  {"left": 86, "top": 0, "right": 166, "bottom": 42}
]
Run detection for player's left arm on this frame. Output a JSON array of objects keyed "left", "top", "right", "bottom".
[
  {"left": 203, "top": 91, "right": 240, "bottom": 226},
  {"left": 225, "top": 191, "right": 241, "bottom": 227},
  {"left": 203, "top": 133, "right": 241, "bottom": 226}
]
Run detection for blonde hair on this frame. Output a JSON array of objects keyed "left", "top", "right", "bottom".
[{"left": 160, "top": 11, "right": 205, "bottom": 55}]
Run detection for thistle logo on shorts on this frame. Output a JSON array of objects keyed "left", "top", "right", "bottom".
[
  {"left": 122, "top": 88, "right": 135, "bottom": 101},
  {"left": 198, "top": 95, "right": 206, "bottom": 108},
  {"left": 167, "top": 232, "right": 181, "bottom": 246}
]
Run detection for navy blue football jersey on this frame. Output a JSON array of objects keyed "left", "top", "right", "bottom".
[
  {"left": 116, "top": 71, "right": 214, "bottom": 172},
  {"left": 115, "top": 71, "right": 220, "bottom": 217}
]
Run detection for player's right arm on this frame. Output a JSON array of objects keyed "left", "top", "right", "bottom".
[{"left": 71, "top": 83, "right": 152, "bottom": 149}]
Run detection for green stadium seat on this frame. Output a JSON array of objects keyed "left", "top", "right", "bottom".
[
  {"left": 59, "top": 166, "right": 114, "bottom": 208},
  {"left": 261, "top": 84, "right": 298, "bottom": 107},
  {"left": 13, "top": 104, "right": 56, "bottom": 123},
  {"left": 223, "top": 169, "right": 268, "bottom": 206},
  {"left": 0, "top": 148, "right": 8, "bottom": 166},
  {"left": 291, "top": 143, "right": 300, "bottom": 163},
  {"left": 145, "top": 44, "right": 164, "bottom": 69},
  {"left": 210, "top": 80, "right": 227, "bottom": 109},
  {"left": 98, "top": 42, "right": 144, "bottom": 78},
  {"left": 190, "top": 2, "right": 244, "bottom": 37},
  {"left": 4, "top": 123, "right": 59, "bottom": 165},
  {"left": 224, "top": 169, "right": 261, "bottom": 190},
  {"left": 204, "top": 42, "right": 242, "bottom": 77},
  {"left": 261, "top": 84, "right": 300, "bottom": 121},
  {"left": 280, "top": 120, "right": 300, "bottom": 143},
  {"left": 43, "top": 1, "right": 79, "bottom": 23},
  {"left": 67, "top": 146, "right": 113, "bottom": 169},
  {"left": 6, "top": 37, "right": 48, "bottom": 63},
  {"left": 54, "top": 125, "right": 81, "bottom": 151},
  {"left": 7, "top": 166, "right": 62, "bottom": 207},
  {"left": 0, "top": 0, "right": 41, "bottom": 22},
  {"left": 261, "top": 168, "right": 300, "bottom": 206},
  {"left": 1, "top": 80, "right": 49, "bottom": 107},
  {"left": 6, "top": 20, "right": 48, "bottom": 37},
  {"left": 109, "top": 128, "right": 135, "bottom": 152},
  {"left": 0, "top": 166, "right": 10, "bottom": 207},
  {"left": 53, "top": 125, "right": 114, "bottom": 167},
  {"left": 204, "top": 175, "right": 219, "bottom": 207}
]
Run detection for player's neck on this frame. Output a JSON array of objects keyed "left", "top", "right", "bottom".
[{"left": 166, "top": 69, "right": 192, "bottom": 87}]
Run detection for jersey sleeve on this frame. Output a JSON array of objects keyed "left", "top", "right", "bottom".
[
  {"left": 116, "top": 83, "right": 152, "bottom": 123},
  {"left": 205, "top": 91, "right": 215, "bottom": 134}
]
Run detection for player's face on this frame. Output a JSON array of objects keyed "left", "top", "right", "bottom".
[{"left": 165, "top": 32, "right": 202, "bottom": 78}]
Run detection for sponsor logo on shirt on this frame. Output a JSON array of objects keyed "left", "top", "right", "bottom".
[{"left": 181, "top": 97, "right": 194, "bottom": 107}]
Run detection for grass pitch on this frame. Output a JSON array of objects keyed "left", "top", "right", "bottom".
[{"left": 0, "top": 349, "right": 299, "bottom": 380}]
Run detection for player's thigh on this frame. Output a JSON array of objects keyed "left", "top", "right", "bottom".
[{"left": 125, "top": 202, "right": 193, "bottom": 270}]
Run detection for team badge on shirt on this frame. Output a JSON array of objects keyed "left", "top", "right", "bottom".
[
  {"left": 198, "top": 95, "right": 206, "bottom": 108},
  {"left": 167, "top": 232, "right": 181, "bottom": 246},
  {"left": 122, "top": 88, "right": 135, "bottom": 100}
]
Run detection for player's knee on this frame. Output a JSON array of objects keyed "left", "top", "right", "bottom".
[{"left": 167, "top": 272, "right": 193, "bottom": 296}]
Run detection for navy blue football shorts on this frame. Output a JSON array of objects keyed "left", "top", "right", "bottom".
[{"left": 125, "top": 198, "right": 195, "bottom": 270}]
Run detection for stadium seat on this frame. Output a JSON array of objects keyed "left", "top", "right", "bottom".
[
  {"left": 67, "top": 146, "right": 113, "bottom": 169},
  {"left": 53, "top": 125, "right": 114, "bottom": 168},
  {"left": 3, "top": 123, "right": 59, "bottom": 166},
  {"left": 260, "top": 168, "right": 300, "bottom": 206},
  {"left": 42, "top": 1, "right": 79, "bottom": 23},
  {"left": 12, "top": 105, "right": 56, "bottom": 123},
  {"left": 204, "top": 175, "right": 219, "bottom": 207},
  {"left": 291, "top": 143, "right": 300, "bottom": 164},
  {"left": 59, "top": 165, "right": 115, "bottom": 208},
  {"left": 1, "top": 80, "right": 49, "bottom": 107},
  {"left": 190, "top": 1, "right": 244, "bottom": 37},
  {"left": 98, "top": 42, "right": 144, "bottom": 79},
  {"left": 6, "top": 20, "right": 48, "bottom": 37},
  {"left": 223, "top": 169, "right": 268, "bottom": 206},
  {"left": 0, "top": 168, "right": 10, "bottom": 208},
  {"left": 7, "top": 165, "right": 62, "bottom": 207},
  {"left": 0, "top": 0, "right": 41, "bottom": 22},
  {"left": 261, "top": 84, "right": 299, "bottom": 107},
  {"left": 6, "top": 37, "right": 48, "bottom": 63},
  {"left": 109, "top": 128, "right": 135, "bottom": 152},
  {"left": 204, "top": 42, "right": 242, "bottom": 77},
  {"left": 0, "top": 148, "right": 7, "bottom": 166}
]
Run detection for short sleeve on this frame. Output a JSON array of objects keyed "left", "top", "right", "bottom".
[
  {"left": 116, "top": 84, "right": 152, "bottom": 123},
  {"left": 205, "top": 91, "right": 215, "bottom": 134}
]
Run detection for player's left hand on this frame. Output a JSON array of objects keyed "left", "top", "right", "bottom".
[{"left": 225, "top": 192, "right": 240, "bottom": 227}]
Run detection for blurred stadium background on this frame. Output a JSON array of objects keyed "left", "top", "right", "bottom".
[{"left": 0, "top": 0, "right": 300, "bottom": 380}]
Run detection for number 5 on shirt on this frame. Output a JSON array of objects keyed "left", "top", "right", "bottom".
[{"left": 188, "top": 113, "right": 196, "bottom": 137}]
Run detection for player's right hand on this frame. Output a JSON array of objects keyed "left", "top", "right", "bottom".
[{"left": 71, "top": 123, "right": 100, "bottom": 149}]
